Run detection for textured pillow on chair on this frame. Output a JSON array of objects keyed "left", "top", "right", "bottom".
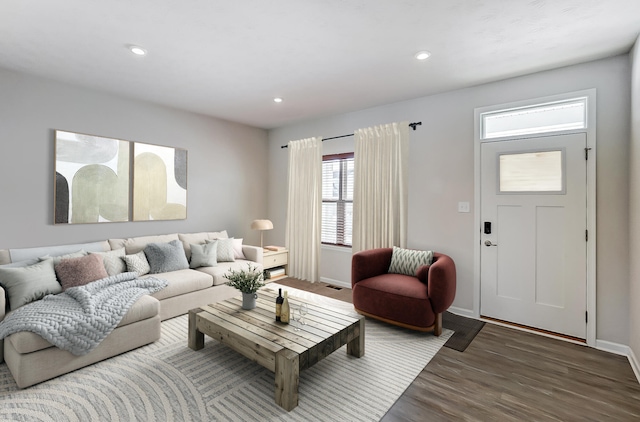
[
  {"left": 55, "top": 254, "right": 109, "bottom": 290},
  {"left": 144, "top": 240, "right": 189, "bottom": 273},
  {"left": 189, "top": 242, "right": 218, "bottom": 268},
  {"left": 388, "top": 246, "right": 433, "bottom": 276},
  {"left": 0, "top": 258, "right": 61, "bottom": 310}
]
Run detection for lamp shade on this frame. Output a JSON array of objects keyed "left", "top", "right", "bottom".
[{"left": 251, "top": 219, "right": 273, "bottom": 230}]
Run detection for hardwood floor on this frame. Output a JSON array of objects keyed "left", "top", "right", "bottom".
[{"left": 278, "top": 278, "right": 640, "bottom": 421}]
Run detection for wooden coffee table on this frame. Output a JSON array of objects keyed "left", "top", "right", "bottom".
[{"left": 188, "top": 285, "right": 365, "bottom": 411}]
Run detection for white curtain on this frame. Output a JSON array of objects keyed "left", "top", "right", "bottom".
[
  {"left": 285, "top": 137, "right": 322, "bottom": 282},
  {"left": 352, "top": 121, "right": 409, "bottom": 253}
]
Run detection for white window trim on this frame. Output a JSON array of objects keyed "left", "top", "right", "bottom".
[{"left": 473, "top": 89, "right": 597, "bottom": 347}]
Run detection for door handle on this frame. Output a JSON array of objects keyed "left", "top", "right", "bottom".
[{"left": 484, "top": 240, "right": 498, "bottom": 247}]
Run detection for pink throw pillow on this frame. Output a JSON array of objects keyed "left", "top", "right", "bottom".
[{"left": 55, "top": 254, "right": 109, "bottom": 290}]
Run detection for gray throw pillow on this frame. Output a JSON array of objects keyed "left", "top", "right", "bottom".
[
  {"left": 90, "top": 248, "right": 126, "bottom": 276},
  {"left": 0, "top": 258, "right": 61, "bottom": 310},
  {"left": 144, "top": 240, "right": 189, "bottom": 274},
  {"left": 388, "top": 246, "right": 433, "bottom": 276},
  {"left": 123, "top": 251, "right": 151, "bottom": 276},
  {"left": 189, "top": 242, "right": 218, "bottom": 269},
  {"left": 206, "top": 238, "right": 235, "bottom": 262}
]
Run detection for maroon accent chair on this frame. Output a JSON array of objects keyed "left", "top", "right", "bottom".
[{"left": 351, "top": 248, "right": 456, "bottom": 335}]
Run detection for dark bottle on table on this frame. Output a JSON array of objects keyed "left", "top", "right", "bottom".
[{"left": 276, "top": 288, "right": 284, "bottom": 322}]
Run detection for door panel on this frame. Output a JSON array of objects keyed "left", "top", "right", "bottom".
[{"left": 480, "top": 133, "right": 587, "bottom": 339}]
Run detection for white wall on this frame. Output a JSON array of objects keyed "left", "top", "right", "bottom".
[
  {"left": 268, "top": 55, "right": 631, "bottom": 345},
  {"left": 0, "top": 68, "right": 269, "bottom": 249},
  {"left": 628, "top": 36, "right": 640, "bottom": 364}
]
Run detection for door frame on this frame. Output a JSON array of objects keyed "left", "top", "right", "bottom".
[{"left": 473, "top": 89, "right": 597, "bottom": 346}]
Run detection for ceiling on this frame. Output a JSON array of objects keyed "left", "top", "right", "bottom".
[{"left": 1, "top": 1, "right": 639, "bottom": 129}]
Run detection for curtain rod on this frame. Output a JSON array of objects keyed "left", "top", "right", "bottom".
[{"left": 280, "top": 121, "right": 422, "bottom": 149}]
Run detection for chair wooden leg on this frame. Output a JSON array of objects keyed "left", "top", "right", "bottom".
[{"left": 434, "top": 313, "right": 442, "bottom": 336}]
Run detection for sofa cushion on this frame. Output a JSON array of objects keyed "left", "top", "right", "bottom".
[
  {"left": 196, "top": 260, "right": 263, "bottom": 286},
  {"left": 90, "top": 248, "right": 126, "bottom": 276},
  {"left": 123, "top": 251, "right": 151, "bottom": 276},
  {"left": 147, "top": 269, "right": 213, "bottom": 300},
  {"left": 189, "top": 242, "right": 218, "bottom": 268},
  {"left": 388, "top": 246, "right": 433, "bottom": 277},
  {"left": 55, "top": 254, "right": 109, "bottom": 290},
  {"left": 144, "top": 240, "right": 189, "bottom": 274},
  {"left": 7, "top": 295, "right": 159, "bottom": 354},
  {"left": 40, "top": 250, "right": 88, "bottom": 266},
  {"left": 9, "top": 241, "right": 110, "bottom": 263},
  {"left": 0, "top": 259, "right": 61, "bottom": 311},
  {"left": 108, "top": 233, "right": 180, "bottom": 254}
]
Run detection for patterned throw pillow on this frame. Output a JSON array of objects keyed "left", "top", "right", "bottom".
[
  {"left": 55, "top": 254, "right": 109, "bottom": 290},
  {"left": 90, "top": 248, "right": 126, "bottom": 276},
  {"left": 189, "top": 242, "right": 218, "bottom": 268},
  {"left": 123, "top": 251, "right": 151, "bottom": 276},
  {"left": 388, "top": 246, "right": 433, "bottom": 276},
  {"left": 144, "top": 240, "right": 190, "bottom": 274},
  {"left": 206, "top": 238, "right": 235, "bottom": 262}
]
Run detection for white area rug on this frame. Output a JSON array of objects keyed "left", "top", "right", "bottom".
[{"left": 0, "top": 299, "right": 451, "bottom": 421}]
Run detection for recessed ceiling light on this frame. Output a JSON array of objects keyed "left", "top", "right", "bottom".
[
  {"left": 273, "top": 97, "right": 283, "bottom": 103},
  {"left": 128, "top": 45, "right": 147, "bottom": 56},
  {"left": 415, "top": 51, "right": 431, "bottom": 61}
]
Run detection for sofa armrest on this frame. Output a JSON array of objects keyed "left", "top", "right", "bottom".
[
  {"left": 428, "top": 252, "right": 457, "bottom": 314},
  {"left": 351, "top": 248, "right": 393, "bottom": 287},
  {"left": 242, "top": 245, "right": 263, "bottom": 265}
]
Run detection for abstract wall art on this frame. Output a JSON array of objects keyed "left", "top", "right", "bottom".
[
  {"left": 133, "top": 142, "right": 187, "bottom": 221},
  {"left": 54, "top": 130, "right": 130, "bottom": 224}
]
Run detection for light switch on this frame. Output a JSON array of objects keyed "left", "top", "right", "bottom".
[{"left": 458, "top": 201, "right": 470, "bottom": 213}]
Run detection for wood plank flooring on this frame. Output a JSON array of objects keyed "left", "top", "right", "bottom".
[{"left": 277, "top": 278, "right": 640, "bottom": 421}]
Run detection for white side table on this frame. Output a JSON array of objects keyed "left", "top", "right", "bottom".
[{"left": 262, "top": 249, "right": 289, "bottom": 280}]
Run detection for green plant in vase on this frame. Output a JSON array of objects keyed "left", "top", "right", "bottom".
[{"left": 225, "top": 264, "right": 265, "bottom": 309}]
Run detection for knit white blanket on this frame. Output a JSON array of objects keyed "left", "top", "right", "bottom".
[{"left": 0, "top": 272, "right": 168, "bottom": 356}]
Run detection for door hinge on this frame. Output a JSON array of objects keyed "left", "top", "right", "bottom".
[
  {"left": 585, "top": 311, "right": 588, "bottom": 323},
  {"left": 585, "top": 230, "right": 588, "bottom": 241},
  {"left": 585, "top": 147, "right": 592, "bottom": 160}
]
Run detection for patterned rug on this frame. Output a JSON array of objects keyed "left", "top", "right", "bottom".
[{"left": 0, "top": 314, "right": 451, "bottom": 421}]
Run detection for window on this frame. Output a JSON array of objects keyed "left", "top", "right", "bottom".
[
  {"left": 322, "top": 153, "right": 354, "bottom": 247},
  {"left": 499, "top": 150, "right": 564, "bottom": 193},
  {"left": 481, "top": 98, "right": 586, "bottom": 139}
]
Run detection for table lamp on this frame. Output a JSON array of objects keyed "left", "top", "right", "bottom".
[{"left": 251, "top": 219, "right": 273, "bottom": 249}]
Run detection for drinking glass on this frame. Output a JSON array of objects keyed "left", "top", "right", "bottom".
[
  {"left": 291, "top": 306, "right": 301, "bottom": 331},
  {"left": 299, "top": 303, "right": 308, "bottom": 325}
]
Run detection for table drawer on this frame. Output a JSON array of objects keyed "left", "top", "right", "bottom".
[{"left": 264, "top": 252, "right": 287, "bottom": 268}]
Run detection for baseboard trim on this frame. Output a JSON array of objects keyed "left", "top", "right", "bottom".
[
  {"left": 447, "top": 306, "right": 476, "bottom": 319},
  {"left": 319, "top": 277, "right": 351, "bottom": 289},
  {"left": 595, "top": 340, "right": 640, "bottom": 384},
  {"left": 595, "top": 339, "right": 630, "bottom": 356},
  {"left": 628, "top": 348, "right": 640, "bottom": 384}
]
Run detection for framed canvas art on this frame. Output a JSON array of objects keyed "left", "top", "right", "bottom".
[
  {"left": 133, "top": 142, "right": 187, "bottom": 221},
  {"left": 54, "top": 130, "right": 130, "bottom": 224}
]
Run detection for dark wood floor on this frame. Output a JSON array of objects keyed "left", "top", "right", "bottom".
[{"left": 277, "top": 278, "right": 640, "bottom": 421}]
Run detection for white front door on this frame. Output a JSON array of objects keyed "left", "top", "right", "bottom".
[{"left": 480, "top": 133, "right": 587, "bottom": 339}]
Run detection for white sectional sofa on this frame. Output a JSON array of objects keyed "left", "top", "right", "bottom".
[{"left": 0, "top": 230, "right": 263, "bottom": 388}]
